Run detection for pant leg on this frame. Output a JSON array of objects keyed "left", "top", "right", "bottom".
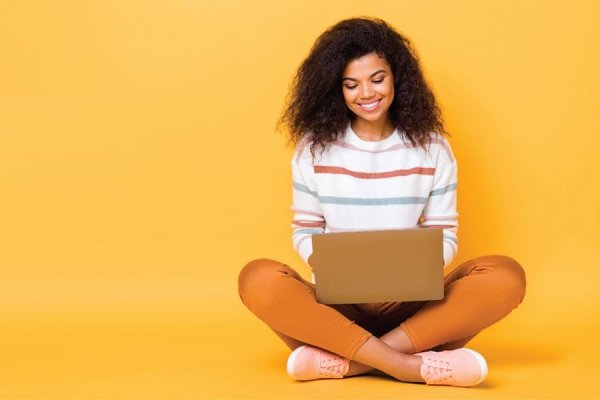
[
  {"left": 400, "top": 255, "right": 526, "bottom": 352},
  {"left": 238, "top": 258, "right": 372, "bottom": 359}
]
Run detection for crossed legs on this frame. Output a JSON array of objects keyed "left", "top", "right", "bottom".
[{"left": 238, "top": 255, "right": 526, "bottom": 383}]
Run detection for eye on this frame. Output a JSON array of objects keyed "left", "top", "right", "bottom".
[
  {"left": 344, "top": 84, "right": 358, "bottom": 90},
  {"left": 373, "top": 77, "right": 384, "bottom": 84}
]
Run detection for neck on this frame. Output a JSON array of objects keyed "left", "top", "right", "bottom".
[{"left": 351, "top": 118, "right": 395, "bottom": 142}]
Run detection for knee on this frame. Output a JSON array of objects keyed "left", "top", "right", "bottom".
[
  {"left": 238, "top": 258, "right": 286, "bottom": 307},
  {"left": 480, "top": 255, "right": 527, "bottom": 307}
]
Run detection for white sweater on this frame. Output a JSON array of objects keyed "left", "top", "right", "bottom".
[{"left": 291, "top": 124, "right": 458, "bottom": 268}]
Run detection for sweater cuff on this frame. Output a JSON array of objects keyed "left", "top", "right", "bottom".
[
  {"left": 443, "top": 242, "right": 455, "bottom": 267},
  {"left": 297, "top": 236, "right": 314, "bottom": 266}
]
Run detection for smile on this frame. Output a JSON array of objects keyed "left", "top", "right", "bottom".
[{"left": 358, "top": 99, "right": 381, "bottom": 111}]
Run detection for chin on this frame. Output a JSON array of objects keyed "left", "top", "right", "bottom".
[{"left": 356, "top": 113, "right": 384, "bottom": 122}]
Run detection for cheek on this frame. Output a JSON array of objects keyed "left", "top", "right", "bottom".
[
  {"left": 387, "top": 83, "right": 395, "bottom": 98},
  {"left": 342, "top": 91, "right": 354, "bottom": 107},
  {"left": 384, "top": 89, "right": 395, "bottom": 108}
]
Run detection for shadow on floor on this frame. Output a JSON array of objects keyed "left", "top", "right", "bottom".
[{"left": 474, "top": 341, "right": 562, "bottom": 366}]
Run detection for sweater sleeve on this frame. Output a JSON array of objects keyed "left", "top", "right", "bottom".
[
  {"left": 290, "top": 140, "right": 325, "bottom": 266},
  {"left": 421, "top": 141, "right": 459, "bottom": 267}
]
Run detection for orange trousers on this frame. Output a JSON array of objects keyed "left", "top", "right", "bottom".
[{"left": 238, "top": 255, "right": 526, "bottom": 359}]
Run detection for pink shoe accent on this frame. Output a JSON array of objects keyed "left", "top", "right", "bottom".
[
  {"left": 287, "top": 345, "right": 350, "bottom": 381},
  {"left": 416, "top": 348, "right": 488, "bottom": 387}
]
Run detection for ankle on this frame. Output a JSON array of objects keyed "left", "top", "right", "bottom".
[
  {"left": 406, "top": 354, "right": 428, "bottom": 383},
  {"left": 345, "top": 360, "right": 373, "bottom": 377}
]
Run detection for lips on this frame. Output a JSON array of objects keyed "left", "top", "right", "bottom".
[{"left": 358, "top": 99, "right": 381, "bottom": 111}]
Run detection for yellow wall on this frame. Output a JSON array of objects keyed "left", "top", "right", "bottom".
[{"left": 1, "top": 1, "right": 599, "bottom": 397}]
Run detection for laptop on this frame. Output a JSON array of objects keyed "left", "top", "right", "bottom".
[{"left": 311, "top": 229, "right": 444, "bottom": 304}]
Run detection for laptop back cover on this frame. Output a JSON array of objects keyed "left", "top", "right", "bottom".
[{"left": 312, "top": 229, "right": 444, "bottom": 304}]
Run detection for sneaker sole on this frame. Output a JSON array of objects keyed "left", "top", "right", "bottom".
[
  {"left": 287, "top": 345, "right": 308, "bottom": 380},
  {"left": 462, "top": 348, "right": 488, "bottom": 384}
]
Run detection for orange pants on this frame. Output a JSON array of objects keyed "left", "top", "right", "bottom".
[{"left": 238, "top": 255, "right": 526, "bottom": 359}]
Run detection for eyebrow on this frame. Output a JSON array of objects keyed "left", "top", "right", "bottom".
[{"left": 342, "top": 69, "right": 387, "bottom": 82}]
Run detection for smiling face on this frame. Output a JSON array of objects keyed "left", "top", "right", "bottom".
[{"left": 342, "top": 53, "right": 395, "bottom": 133}]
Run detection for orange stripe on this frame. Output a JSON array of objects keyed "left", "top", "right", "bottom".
[
  {"left": 292, "top": 220, "right": 326, "bottom": 228},
  {"left": 423, "top": 225, "right": 455, "bottom": 229},
  {"left": 314, "top": 166, "right": 434, "bottom": 179}
]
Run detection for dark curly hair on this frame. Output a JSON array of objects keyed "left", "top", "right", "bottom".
[{"left": 279, "top": 17, "right": 447, "bottom": 155}]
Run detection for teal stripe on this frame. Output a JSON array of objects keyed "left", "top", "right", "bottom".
[
  {"left": 430, "top": 182, "right": 457, "bottom": 196},
  {"left": 443, "top": 233, "right": 458, "bottom": 244},
  {"left": 319, "top": 196, "right": 427, "bottom": 205},
  {"left": 294, "top": 228, "right": 322, "bottom": 235},
  {"left": 293, "top": 181, "right": 318, "bottom": 197}
]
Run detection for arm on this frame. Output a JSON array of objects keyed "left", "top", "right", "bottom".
[
  {"left": 421, "top": 144, "right": 459, "bottom": 267},
  {"left": 291, "top": 140, "right": 325, "bottom": 267}
]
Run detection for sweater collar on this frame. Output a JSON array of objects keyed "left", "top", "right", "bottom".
[{"left": 344, "top": 124, "right": 401, "bottom": 150}]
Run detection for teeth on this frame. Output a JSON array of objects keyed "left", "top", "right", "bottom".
[{"left": 361, "top": 100, "right": 379, "bottom": 109}]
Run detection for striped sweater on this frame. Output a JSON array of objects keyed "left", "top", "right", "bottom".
[{"left": 291, "top": 124, "right": 458, "bottom": 268}]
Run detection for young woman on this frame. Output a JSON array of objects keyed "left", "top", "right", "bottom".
[{"left": 238, "top": 17, "right": 526, "bottom": 387}]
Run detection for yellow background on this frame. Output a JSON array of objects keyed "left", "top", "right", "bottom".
[{"left": 1, "top": 0, "right": 599, "bottom": 398}]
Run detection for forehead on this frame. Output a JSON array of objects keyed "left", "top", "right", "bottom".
[{"left": 343, "top": 53, "right": 391, "bottom": 77}]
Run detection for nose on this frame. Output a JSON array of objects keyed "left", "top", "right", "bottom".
[{"left": 358, "top": 83, "right": 375, "bottom": 99}]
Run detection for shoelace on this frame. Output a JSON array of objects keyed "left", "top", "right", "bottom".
[{"left": 422, "top": 358, "right": 453, "bottom": 382}]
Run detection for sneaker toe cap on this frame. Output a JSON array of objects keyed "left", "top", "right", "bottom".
[{"left": 455, "top": 349, "right": 488, "bottom": 386}]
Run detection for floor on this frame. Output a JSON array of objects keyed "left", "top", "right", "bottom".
[{"left": 1, "top": 269, "right": 599, "bottom": 400}]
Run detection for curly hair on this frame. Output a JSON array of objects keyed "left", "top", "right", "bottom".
[{"left": 279, "top": 17, "right": 447, "bottom": 155}]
